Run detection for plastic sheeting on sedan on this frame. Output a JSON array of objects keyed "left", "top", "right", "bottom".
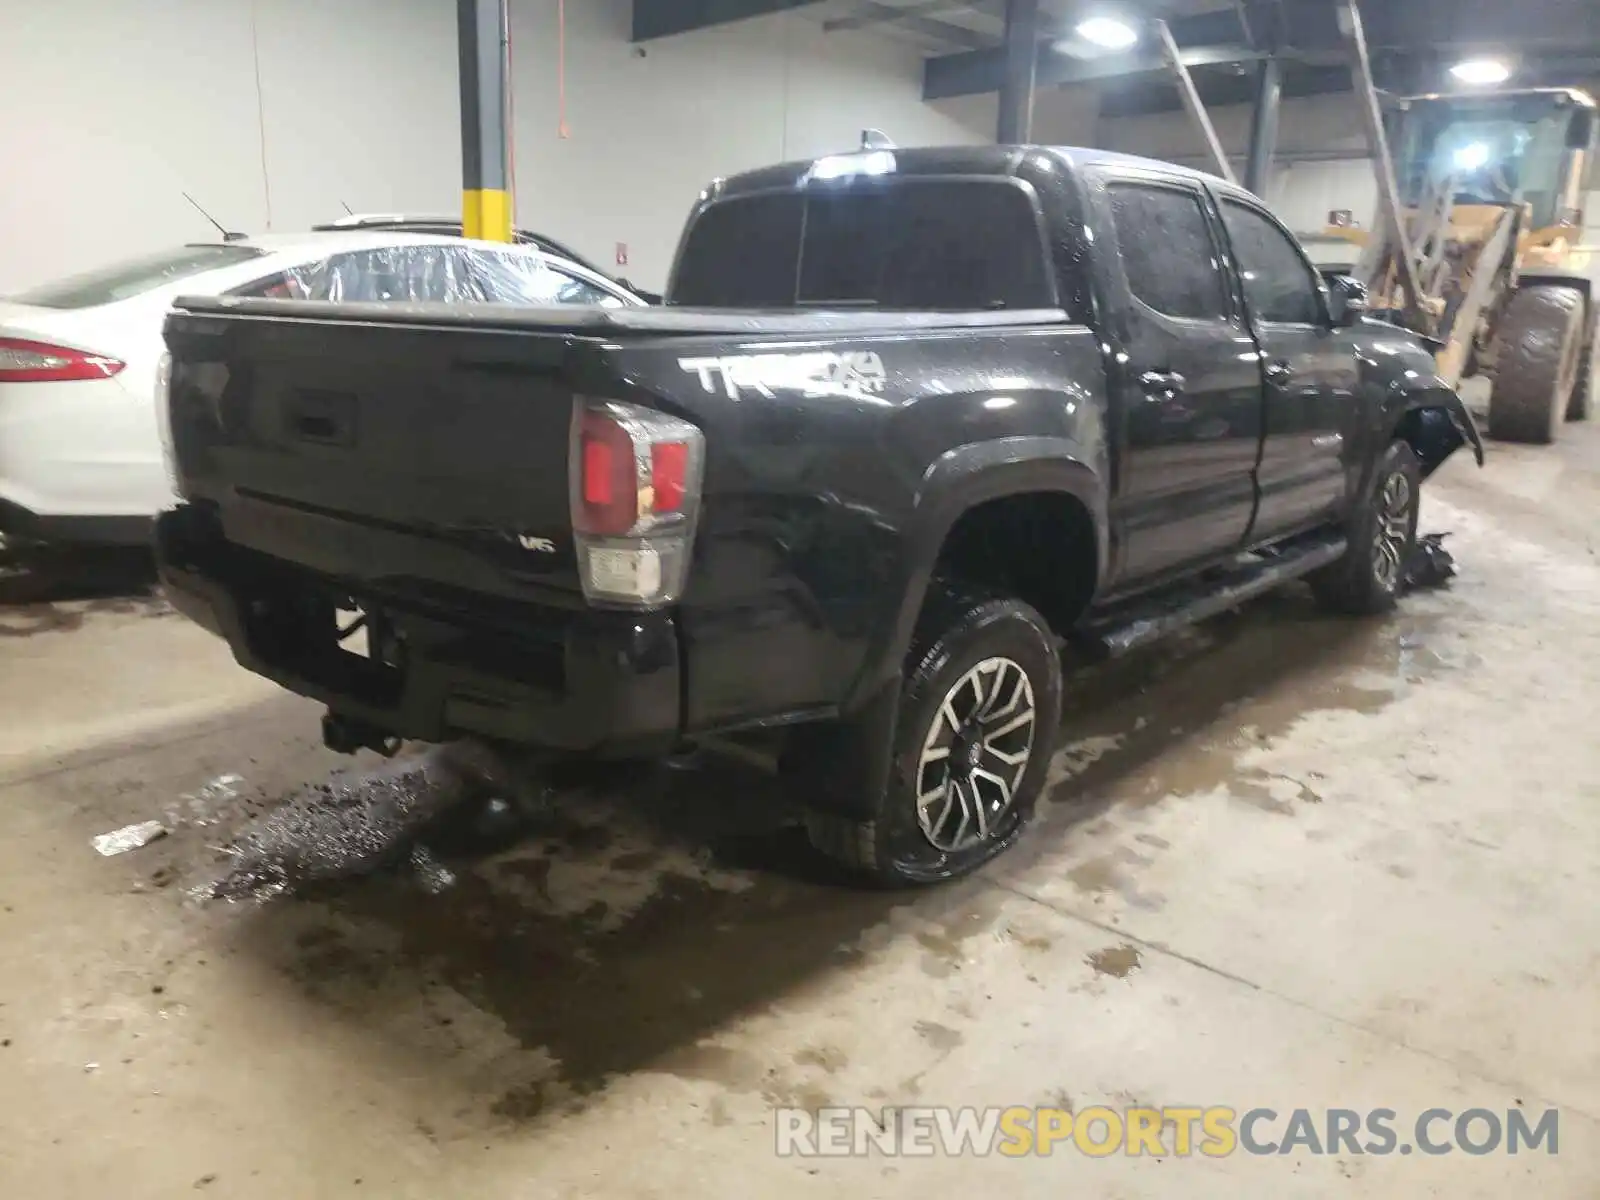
[{"left": 259, "top": 244, "right": 484, "bottom": 303}]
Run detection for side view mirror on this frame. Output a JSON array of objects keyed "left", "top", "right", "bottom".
[{"left": 1326, "top": 275, "right": 1370, "bottom": 327}]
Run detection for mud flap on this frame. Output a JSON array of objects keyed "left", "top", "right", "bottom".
[{"left": 779, "top": 679, "right": 900, "bottom": 821}]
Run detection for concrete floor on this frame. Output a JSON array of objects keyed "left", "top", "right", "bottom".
[{"left": 2, "top": 423, "right": 1599, "bottom": 1198}]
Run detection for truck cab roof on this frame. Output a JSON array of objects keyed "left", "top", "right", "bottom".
[{"left": 706, "top": 144, "right": 1240, "bottom": 202}]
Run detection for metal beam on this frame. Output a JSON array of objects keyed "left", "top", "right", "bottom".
[
  {"left": 1098, "top": 52, "right": 1600, "bottom": 119},
  {"left": 1155, "top": 20, "right": 1238, "bottom": 184},
  {"left": 927, "top": 39, "right": 1262, "bottom": 101},
  {"left": 1337, "top": 0, "right": 1425, "bottom": 327},
  {"left": 824, "top": 0, "right": 956, "bottom": 29},
  {"left": 823, "top": 0, "right": 990, "bottom": 49},
  {"left": 458, "top": 0, "right": 510, "bottom": 242},
  {"left": 631, "top": 0, "right": 821, "bottom": 41},
  {"left": 997, "top": 0, "right": 1040, "bottom": 143},
  {"left": 1244, "top": 56, "right": 1282, "bottom": 195},
  {"left": 1350, "top": 0, "right": 1599, "bottom": 50},
  {"left": 923, "top": 0, "right": 1600, "bottom": 99}
]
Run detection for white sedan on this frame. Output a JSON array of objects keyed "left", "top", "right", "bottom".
[{"left": 0, "top": 232, "right": 642, "bottom": 547}]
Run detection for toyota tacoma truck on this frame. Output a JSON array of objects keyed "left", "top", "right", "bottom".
[{"left": 154, "top": 145, "right": 1483, "bottom": 885}]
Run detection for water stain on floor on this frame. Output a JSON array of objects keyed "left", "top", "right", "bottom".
[
  {"left": 1087, "top": 944, "right": 1143, "bottom": 979},
  {"left": 180, "top": 584, "right": 1472, "bottom": 1135},
  {"left": 912, "top": 1020, "right": 964, "bottom": 1053},
  {"left": 0, "top": 550, "right": 169, "bottom": 637}
]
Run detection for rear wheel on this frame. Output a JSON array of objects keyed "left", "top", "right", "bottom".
[
  {"left": 805, "top": 583, "right": 1063, "bottom": 886},
  {"left": 1488, "top": 285, "right": 1585, "bottom": 444}
]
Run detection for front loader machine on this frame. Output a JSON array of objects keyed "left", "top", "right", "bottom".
[{"left": 1356, "top": 88, "right": 1598, "bottom": 444}]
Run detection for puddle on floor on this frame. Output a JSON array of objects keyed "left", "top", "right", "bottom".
[
  {"left": 1043, "top": 589, "right": 1468, "bottom": 814},
  {"left": 0, "top": 549, "right": 168, "bottom": 637},
  {"left": 161, "top": 581, "right": 1476, "bottom": 1130}
]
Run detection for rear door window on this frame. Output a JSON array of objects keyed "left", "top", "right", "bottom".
[
  {"left": 1106, "top": 183, "right": 1229, "bottom": 321},
  {"left": 670, "top": 180, "right": 1054, "bottom": 310},
  {"left": 11, "top": 245, "right": 265, "bottom": 309}
]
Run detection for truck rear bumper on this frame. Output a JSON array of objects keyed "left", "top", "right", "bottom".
[{"left": 155, "top": 506, "right": 682, "bottom": 756}]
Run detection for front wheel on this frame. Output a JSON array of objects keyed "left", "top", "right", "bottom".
[
  {"left": 1568, "top": 339, "right": 1593, "bottom": 422},
  {"left": 1310, "top": 440, "right": 1421, "bottom": 616},
  {"left": 806, "top": 585, "right": 1063, "bottom": 886},
  {"left": 1488, "top": 285, "right": 1586, "bottom": 443}
]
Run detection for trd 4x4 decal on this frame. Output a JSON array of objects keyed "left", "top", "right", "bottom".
[{"left": 678, "top": 351, "right": 888, "bottom": 400}]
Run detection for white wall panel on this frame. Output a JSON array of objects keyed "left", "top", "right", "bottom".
[
  {"left": 0, "top": 0, "right": 989, "bottom": 292},
  {"left": 0, "top": 0, "right": 267, "bottom": 290}
]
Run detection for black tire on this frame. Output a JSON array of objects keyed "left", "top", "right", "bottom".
[
  {"left": 1310, "top": 440, "right": 1421, "bottom": 616},
  {"left": 1488, "top": 285, "right": 1586, "bottom": 444},
  {"left": 1568, "top": 338, "right": 1593, "bottom": 422},
  {"left": 805, "top": 583, "right": 1063, "bottom": 886}
]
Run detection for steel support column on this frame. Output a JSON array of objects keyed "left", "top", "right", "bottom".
[
  {"left": 996, "top": 0, "right": 1039, "bottom": 143},
  {"left": 458, "top": 0, "right": 511, "bottom": 242},
  {"left": 1244, "top": 56, "right": 1282, "bottom": 196}
]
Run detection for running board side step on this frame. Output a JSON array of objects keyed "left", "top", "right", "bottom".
[{"left": 1075, "top": 534, "right": 1348, "bottom": 659}]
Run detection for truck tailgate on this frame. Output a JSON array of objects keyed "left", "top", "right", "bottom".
[{"left": 164, "top": 308, "right": 588, "bottom": 603}]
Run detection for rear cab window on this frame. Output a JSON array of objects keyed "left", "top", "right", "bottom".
[
  {"left": 10, "top": 245, "right": 265, "bottom": 309},
  {"left": 670, "top": 179, "right": 1059, "bottom": 312}
]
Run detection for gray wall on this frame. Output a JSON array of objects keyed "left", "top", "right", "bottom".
[
  {"left": 0, "top": 0, "right": 989, "bottom": 292},
  {"left": 1103, "top": 87, "right": 1600, "bottom": 251},
  {"left": 1100, "top": 93, "right": 1375, "bottom": 233}
]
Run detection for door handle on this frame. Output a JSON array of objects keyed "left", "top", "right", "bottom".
[
  {"left": 1138, "top": 370, "right": 1187, "bottom": 396},
  {"left": 1265, "top": 360, "right": 1294, "bottom": 386}
]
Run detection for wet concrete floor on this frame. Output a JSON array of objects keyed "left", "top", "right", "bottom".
[{"left": 2, "top": 425, "right": 1599, "bottom": 1197}]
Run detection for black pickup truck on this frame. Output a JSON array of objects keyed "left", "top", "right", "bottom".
[{"left": 155, "top": 145, "right": 1483, "bottom": 885}]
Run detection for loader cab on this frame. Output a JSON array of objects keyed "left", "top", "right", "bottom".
[{"left": 1392, "top": 88, "right": 1597, "bottom": 233}]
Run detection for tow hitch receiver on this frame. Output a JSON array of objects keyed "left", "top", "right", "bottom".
[{"left": 322, "top": 711, "right": 402, "bottom": 757}]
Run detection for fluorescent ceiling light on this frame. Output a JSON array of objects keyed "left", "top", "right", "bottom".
[
  {"left": 1453, "top": 142, "right": 1491, "bottom": 171},
  {"left": 1075, "top": 17, "right": 1139, "bottom": 50},
  {"left": 1450, "top": 58, "right": 1511, "bottom": 85}
]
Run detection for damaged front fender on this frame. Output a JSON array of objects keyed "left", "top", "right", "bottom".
[{"left": 1392, "top": 386, "right": 1486, "bottom": 479}]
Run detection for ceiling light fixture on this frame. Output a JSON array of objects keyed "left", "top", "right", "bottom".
[
  {"left": 1075, "top": 17, "right": 1140, "bottom": 50},
  {"left": 1450, "top": 58, "right": 1511, "bottom": 86}
]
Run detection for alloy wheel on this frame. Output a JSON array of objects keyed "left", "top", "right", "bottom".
[
  {"left": 1372, "top": 471, "right": 1413, "bottom": 592},
  {"left": 914, "top": 656, "right": 1037, "bottom": 852}
]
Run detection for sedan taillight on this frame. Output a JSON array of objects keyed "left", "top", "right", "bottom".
[
  {"left": 570, "top": 398, "right": 704, "bottom": 607},
  {"left": 0, "top": 337, "right": 125, "bottom": 383}
]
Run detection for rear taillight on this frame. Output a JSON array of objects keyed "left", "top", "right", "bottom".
[
  {"left": 0, "top": 337, "right": 124, "bottom": 383},
  {"left": 571, "top": 398, "right": 704, "bottom": 607}
]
